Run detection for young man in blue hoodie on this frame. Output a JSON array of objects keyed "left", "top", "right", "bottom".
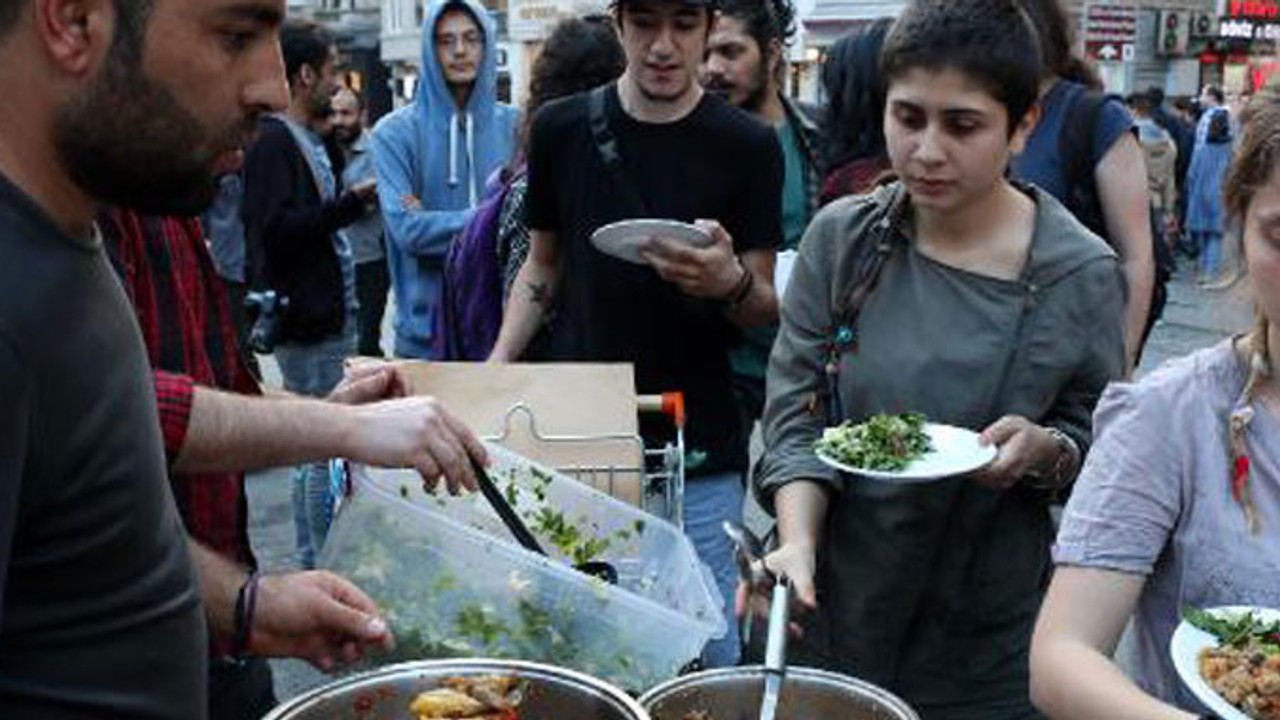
[{"left": 373, "top": 0, "right": 519, "bottom": 359}]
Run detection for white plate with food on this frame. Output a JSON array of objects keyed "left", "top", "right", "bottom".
[
  {"left": 1171, "top": 606, "right": 1280, "bottom": 720},
  {"left": 590, "top": 219, "right": 713, "bottom": 265},
  {"left": 815, "top": 414, "right": 996, "bottom": 483}
]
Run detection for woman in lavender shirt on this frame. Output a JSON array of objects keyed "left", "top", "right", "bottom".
[{"left": 1030, "top": 92, "right": 1280, "bottom": 719}]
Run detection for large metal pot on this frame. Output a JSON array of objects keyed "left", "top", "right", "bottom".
[
  {"left": 262, "top": 659, "right": 650, "bottom": 720},
  {"left": 640, "top": 666, "right": 919, "bottom": 720}
]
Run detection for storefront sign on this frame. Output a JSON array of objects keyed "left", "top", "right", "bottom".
[
  {"left": 1084, "top": 4, "right": 1139, "bottom": 45},
  {"left": 508, "top": 0, "right": 563, "bottom": 41},
  {"left": 1087, "top": 42, "right": 1136, "bottom": 61},
  {"left": 1219, "top": 17, "right": 1280, "bottom": 41},
  {"left": 1226, "top": 1, "right": 1280, "bottom": 20},
  {"left": 1083, "top": 4, "right": 1138, "bottom": 62},
  {"left": 508, "top": 0, "right": 609, "bottom": 40}
]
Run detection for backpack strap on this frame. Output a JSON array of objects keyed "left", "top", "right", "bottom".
[
  {"left": 1057, "top": 87, "right": 1114, "bottom": 242},
  {"left": 1060, "top": 89, "right": 1105, "bottom": 201},
  {"left": 822, "top": 185, "right": 907, "bottom": 422},
  {"left": 588, "top": 85, "right": 648, "bottom": 216}
]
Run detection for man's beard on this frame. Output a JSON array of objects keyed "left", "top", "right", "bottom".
[
  {"left": 702, "top": 62, "right": 769, "bottom": 113},
  {"left": 333, "top": 124, "right": 360, "bottom": 146},
  {"left": 53, "top": 47, "right": 252, "bottom": 216}
]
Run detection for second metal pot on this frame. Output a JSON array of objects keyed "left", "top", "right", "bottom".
[{"left": 640, "top": 666, "right": 919, "bottom": 720}]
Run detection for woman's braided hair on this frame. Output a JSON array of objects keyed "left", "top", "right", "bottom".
[{"left": 1222, "top": 91, "right": 1280, "bottom": 532}]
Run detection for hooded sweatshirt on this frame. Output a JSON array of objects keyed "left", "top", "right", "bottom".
[{"left": 372, "top": 0, "right": 518, "bottom": 359}]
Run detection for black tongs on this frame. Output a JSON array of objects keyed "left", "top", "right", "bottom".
[
  {"left": 471, "top": 458, "right": 618, "bottom": 584},
  {"left": 473, "top": 458, "right": 544, "bottom": 553}
]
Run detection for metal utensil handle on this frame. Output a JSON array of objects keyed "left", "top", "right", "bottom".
[
  {"left": 472, "top": 459, "right": 546, "bottom": 556},
  {"left": 764, "top": 577, "right": 791, "bottom": 674}
]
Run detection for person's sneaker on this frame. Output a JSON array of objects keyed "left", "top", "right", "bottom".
[{"left": 1202, "top": 273, "right": 1241, "bottom": 291}]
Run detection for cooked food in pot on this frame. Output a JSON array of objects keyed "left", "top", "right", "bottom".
[{"left": 409, "top": 675, "right": 525, "bottom": 720}]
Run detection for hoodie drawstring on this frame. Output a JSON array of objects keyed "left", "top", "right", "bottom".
[
  {"left": 466, "top": 112, "right": 477, "bottom": 207},
  {"left": 447, "top": 112, "right": 479, "bottom": 207},
  {"left": 448, "top": 113, "right": 460, "bottom": 189}
]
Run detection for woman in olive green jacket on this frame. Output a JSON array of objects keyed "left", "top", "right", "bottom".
[{"left": 751, "top": 2, "right": 1127, "bottom": 718}]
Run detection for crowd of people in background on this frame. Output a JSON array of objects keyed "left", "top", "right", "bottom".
[{"left": 1, "top": 0, "right": 1276, "bottom": 718}]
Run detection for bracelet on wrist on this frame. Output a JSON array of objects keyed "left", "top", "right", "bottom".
[
  {"left": 231, "top": 570, "right": 261, "bottom": 660},
  {"left": 722, "top": 260, "right": 754, "bottom": 307},
  {"left": 1023, "top": 427, "right": 1077, "bottom": 491}
]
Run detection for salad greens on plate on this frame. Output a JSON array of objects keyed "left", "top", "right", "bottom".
[
  {"left": 816, "top": 413, "right": 934, "bottom": 472},
  {"left": 1185, "top": 606, "right": 1280, "bottom": 653}
]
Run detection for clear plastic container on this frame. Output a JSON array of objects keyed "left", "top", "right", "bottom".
[{"left": 319, "top": 444, "right": 726, "bottom": 692}]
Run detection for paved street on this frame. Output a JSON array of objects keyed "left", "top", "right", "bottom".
[{"left": 247, "top": 267, "right": 1255, "bottom": 704}]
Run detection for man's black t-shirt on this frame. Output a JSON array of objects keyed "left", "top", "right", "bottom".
[
  {"left": 526, "top": 84, "right": 783, "bottom": 476},
  {"left": 0, "top": 173, "right": 206, "bottom": 718}
]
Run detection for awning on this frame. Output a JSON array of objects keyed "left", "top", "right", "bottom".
[{"left": 801, "top": 0, "right": 903, "bottom": 46}]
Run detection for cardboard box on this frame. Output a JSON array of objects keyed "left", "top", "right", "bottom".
[{"left": 390, "top": 362, "right": 646, "bottom": 505}]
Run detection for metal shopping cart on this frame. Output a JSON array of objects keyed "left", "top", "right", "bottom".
[{"left": 483, "top": 392, "right": 687, "bottom": 528}]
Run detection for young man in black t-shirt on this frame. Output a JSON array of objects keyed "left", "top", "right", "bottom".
[{"left": 490, "top": 0, "right": 784, "bottom": 667}]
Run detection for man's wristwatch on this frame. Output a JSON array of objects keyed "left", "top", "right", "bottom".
[{"left": 1023, "top": 427, "right": 1077, "bottom": 491}]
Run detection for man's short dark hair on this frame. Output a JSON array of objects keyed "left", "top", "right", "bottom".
[
  {"left": 881, "top": 0, "right": 1042, "bottom": 132},
  {"left": 1130, "top": 92, "right": 1155, "bottom": 114},
  {"left": 1148, "top": 86, "right": 1166, "bottom": 106},
  {"left": 437, "top": 0, "right": 485, "bottom": 42},
  {"left": 1204, "top": 84, "right": 1225, "bottom": 104},
  {"left": 718, "top": 0, "right": 795, "bottom": 54},
  {"left": 0, "top": 0, "right": 152, "bottom": 57},
  {"left": 280, "top": 20, "right": 333, "bottom": 84},
  {"left": 611, "top": 0, "right": 717, "bottom": 28},
  {"left": 0, "top": 0, "right": 23, "bottom": 37}
]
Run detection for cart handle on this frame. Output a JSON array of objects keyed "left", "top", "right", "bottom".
[{"left": 637, "top": 392, "right": 685, "bottom": 428}]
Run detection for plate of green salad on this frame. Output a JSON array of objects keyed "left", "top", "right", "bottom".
[{"left": 814, "top": 413, "right": 996, "bottom": 482}]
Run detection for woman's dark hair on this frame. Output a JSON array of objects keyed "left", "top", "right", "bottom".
[
  {"left": 718, "top": 0, "right": 796, "bottom": 82},
  {"left": 821, "top": 18, "right": 893, "bottom": 172},
  {"left": 281, "top": 20, "right": 334, "bottom": 85},
  {"left": 520, "top": 15, "right": 625, "bottom": 150},
  {"left": 1015, "top": 0, "right": 1101, "bottom": 89},
  {"left": 881, "top": 0, "right": 1043, "bottom": 132}
]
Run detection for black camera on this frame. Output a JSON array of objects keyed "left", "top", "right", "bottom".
[{"left": 244, "top": 290, "right": 290, "bottom": 354}]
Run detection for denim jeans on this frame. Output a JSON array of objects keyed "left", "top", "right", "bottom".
[
  {"left": 1196, "top": 230, "right": 1223, "bottom": 277},
  {"left": 683, "top": 471, "right": 745, "bottom": 668},
  {"left": 274, "top": 328, "right": 354, "bottom": 568}
]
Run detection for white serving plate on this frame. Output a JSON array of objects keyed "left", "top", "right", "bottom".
[
  {"left": 590, "top": 219, "right": 713, "bottom": 265},
  {"left": 816, "top": 423, "right": 997, "bottom": 483}
]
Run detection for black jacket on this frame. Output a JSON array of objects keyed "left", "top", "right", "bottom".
[{"left": 242, "top": 115, "right": 364, "bottom": 344}]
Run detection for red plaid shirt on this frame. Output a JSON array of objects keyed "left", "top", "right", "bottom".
[{"left": 101, "top": 209, "right": 260, "bottom": 576}]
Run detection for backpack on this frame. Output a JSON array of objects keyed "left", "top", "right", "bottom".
[
  {"left": 1059, "top": 87, "right": 1173, "bottom": 340},
  {"left": 434, "top": 166, "right": 524, "bottom": 360},
  {"left": 1058, "top": 88, "right": 1112, "bottom": 243}
]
